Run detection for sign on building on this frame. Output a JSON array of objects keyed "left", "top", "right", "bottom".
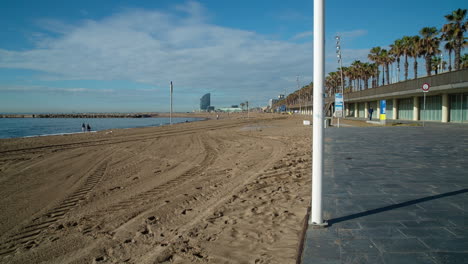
[{"left": 335, "top": 93, "right": 343, "bottom": 118}]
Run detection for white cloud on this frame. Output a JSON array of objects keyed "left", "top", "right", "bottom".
[
  {"left": 0, "top": 2, "right": 373, "bottom": 110},
  {"left": 0, "top": 85, "right": 115, "bottom": 94},
  {"left": 292, "top": 31, "right": 313, "bottom": 40},
  {"left": 0, "top": 2, "right": 316, "bottom": 107}
]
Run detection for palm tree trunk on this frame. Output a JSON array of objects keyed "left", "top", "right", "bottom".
[
  {"left": 414, "top": 58, "right": 418, "bottom": 79},
  {"left": 425, "top": 55, "right": 432, "bottom": 76},
  {"left": 448, "top": 50, "right": 452, "bottom": 72},
  {"left": 404, "top": 55, "right": 409, "bottom": 80},
  {"left": 385, "top": 63, "right": 390, "bottom": 85},
  {"left": 396, "top": 58, "right": 401, "bottom": 82},
  {"left": 454, "top": 42, "right": 460, "bottom": 70},
  {"left": 381, "top": 65, "right": 385, "bottom": 85}
]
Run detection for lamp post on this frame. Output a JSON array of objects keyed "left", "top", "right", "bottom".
[
  {"left": 311, "top": 0, "right": 326, "bottom": 227},
  {"left": 170, "top": 81, "right": 173, "bottom": 125},
  {"left": 336, "top": 35, "right": 344, "bottom": 127},
  {"left": 336, "top": 36, "right": 344, "bottom": 95}
]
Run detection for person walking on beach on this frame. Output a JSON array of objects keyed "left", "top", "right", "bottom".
[
  {"left": 86, "top": 124, "right": 91, "bottom": 132},
  {"left": 82, "top": 123, "right": 86, "bottom": 132},
  {"left": 368, "top": 107, "right": 374, "bottom": 121}
]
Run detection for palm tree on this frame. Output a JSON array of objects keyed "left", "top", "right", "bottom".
[
  {"left": 401, "top": 36, "right": 412, "bottom": 81},
  {"left": 390, "top": 38, "right": 404, "bottom": 82},
  {"left": 443, "top": 38, "right": 455, "bottom": 71},
  {"left": 381, "top": 49, "right": 395, "bottom": 85},
  {"left": 361, "top": 62, "right": 373, "bottom": 90},
  {"left": 368, "top": 47, "right": 385, "bottom": 86},
  {"left": 462, "top": 53, "right": 468, "bottom": 69},
  {"left": 444, "top": 9, "right": 468, "bottom": 70},
  {"left": 369, "top": 63, "right": 379, "bottom": 88},
  {"left": 419, "top": 27, "right": 440, "bottom": 76},
  {"left": 431, "top": 56, "right": 442, "bottom": 74},
  {"left": 326, "top": 72, "right": 341, "bottom": 96},
  {"left": 408, "top": 36, "right": 422, "bottom": 79}
]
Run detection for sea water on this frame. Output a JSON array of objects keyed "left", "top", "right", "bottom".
[{"left": 0, "top": 117, "right": 203, "bottom": 139}]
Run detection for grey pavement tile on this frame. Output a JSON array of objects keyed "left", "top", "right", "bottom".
[
  {"left": 398, "top": 228, "right": 457, "bottom": 238},
  {"left": 446, "top": 227, "right": 468, "bottom": 238},
  {"left": 357, "top": 211, "right": 420, "bottom": 222},
  {"left": 382, "top": 253, "right": 436, "bottom": 264},
  {"left": 417, "top": 201, "right": 463, "bottom": 211},
  {"left": 359, "top": 221, "right": 406, "bottom": 229},
  {"left": 400, "top": 220, "right": 456, "bottom": 228},
  {"left": 340, "top": 253, "right": 384, "bottom": 264},
  {"left": 302, "top": 238, "right": 341, "bottom": 260},
  {"left": 340, "top": 238, "right": 381, "bottom": 255},
  {"left": 343, "top": 227, "right": 407, "bottom": 239},
  {"left": 306, "top": 228, "right": 340, "bottom": 240},
  {"left": 302, "top": 257, "right": 341, "bottom": 264},
  {"left": 418, "top": 212, "right": 463, "bottom": 222},
  {"left": 371, "top": 238, "right": 430, "bottom": 253},
  {"left": 421, "top": 238, "right": 468, "bottom": 252},
  {"left": 303, "top": 127, "right": 468, "bottom": 264},
  {"left": 328, "top": 221, "right": 362, "bottom": 230},
  {"left": 447, "top": 216, "right": 468, "bottom": 228},
  {"left": 430, "top": 252, "right": 468, "bottom": 264}
]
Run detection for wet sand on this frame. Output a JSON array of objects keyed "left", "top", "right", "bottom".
[{"left": 0, "top": 114, "right": 313, "bottom": 264}]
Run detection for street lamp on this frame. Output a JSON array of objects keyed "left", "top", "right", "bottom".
[{"left": 335, "top": 36, "right": 344, "bottom": 94}]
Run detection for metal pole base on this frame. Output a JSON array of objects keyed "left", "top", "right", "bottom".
[{"left": 309, "top": 221, "right": 329, "bottom": 228}]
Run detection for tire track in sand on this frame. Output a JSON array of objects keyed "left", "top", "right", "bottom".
[
  {"left": 98, "top": 136, "right": 217, "bottom": 218},
  {"left": 0, "top": 160, "right": 109, "bottom": 257}
]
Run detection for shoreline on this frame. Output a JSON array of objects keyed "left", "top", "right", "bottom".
[{"left": 0, "top": 116, "right": 207, "bottom": 140}]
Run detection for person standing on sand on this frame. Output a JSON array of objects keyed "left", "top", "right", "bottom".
[
  {"left": 368, "top": 107, "right": 374, "bottom": 121},
  {"left": 82, "top": 123, "right": 86, "bottom": 132},
  {"left": 87, "top": 124, "right": 91, "bottom": 132}
]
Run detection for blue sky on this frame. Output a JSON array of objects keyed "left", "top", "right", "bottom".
[{"left": 0, "top": 0, "right": 465, "bottom": 113}]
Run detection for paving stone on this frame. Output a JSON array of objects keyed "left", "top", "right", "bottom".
[
  {"left": 340, "top": 238, "right": 380, "bottom": 255},
  {"left": 372, "top": 238, "right": 429, "bottom": 253},
  {"left": 359, "top": 221, "right": 405, "bottom": 229},
  {"left": 446, "top": 227, "right": 468, "bottom": 238},
  {"left": 344, "top": 227, "right": 407, "bottom": 239},
  {"left": 400, "top": 220, "right": 455, "bottom": 228},
  {"left": 302, "top": 238, "right": 340, "bottom": 260},
  {"left": 382, "top": 253, "right": 436, "bottom": 264},
  {"left": 421, "top": 238, "right": 468, "bottom": 252},
  {"left": 430, "top": 252, "right": 468, "bottom": 264},
  {"left": 398, "top": 227, "right": 457, "bottom": 238},
  {"left": 340, "top": 253, "right": 384, "bottom": 264},
  {"left": 301, "top": 126, "right": 468, "bottom": 264}
]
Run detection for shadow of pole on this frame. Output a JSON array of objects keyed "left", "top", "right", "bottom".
[{"left": 327, "top": 188, "right": 468, "bottom": 226}]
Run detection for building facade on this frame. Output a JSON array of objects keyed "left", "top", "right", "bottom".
[{"left": 200, "top": 93, "right": 211, "bottom": 111}]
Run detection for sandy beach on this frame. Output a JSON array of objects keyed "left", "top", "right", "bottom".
[{"left": 0, "top": 114, "right": 314, "bottom": 264}]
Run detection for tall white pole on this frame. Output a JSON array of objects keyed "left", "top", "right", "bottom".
[
  {"left": 170, "top": 81, "right": 173, "bottom": 125},
  {"left": 311, "top": 0, "right": 325, "bottom": 226}
]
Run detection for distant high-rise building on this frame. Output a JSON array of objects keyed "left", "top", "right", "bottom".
[{"left": 200, "top": 93, "right": 211, "bottom": 111}]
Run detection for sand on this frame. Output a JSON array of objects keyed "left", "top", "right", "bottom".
[{"left": 0, "top": 113, "right": 314, "bottom": 264}]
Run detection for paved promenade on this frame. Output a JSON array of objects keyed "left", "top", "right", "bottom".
[{"left": 301, "top": 125, "right": 468, "bottom": 264}]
